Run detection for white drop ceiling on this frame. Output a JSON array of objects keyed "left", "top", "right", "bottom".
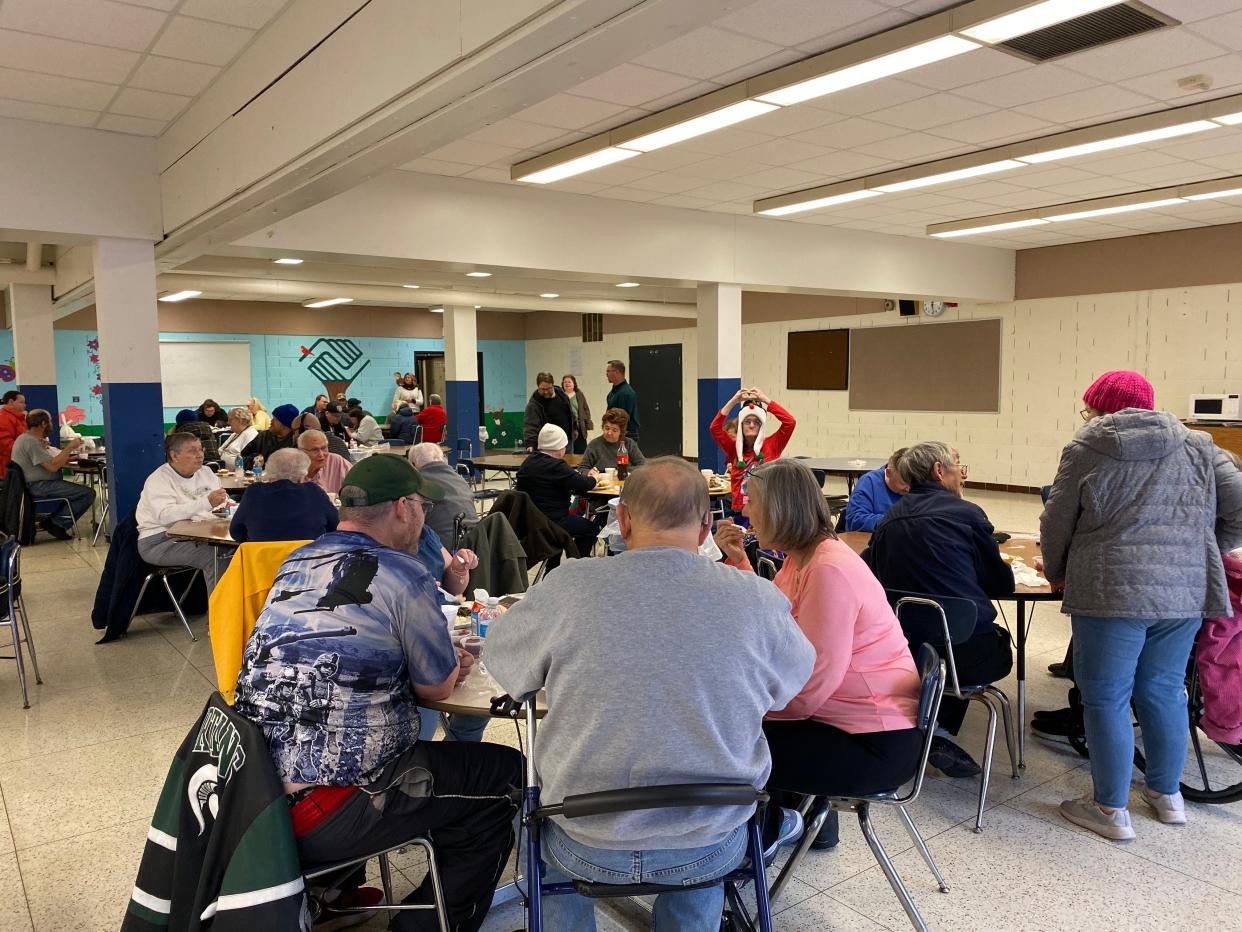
[
  {"left": 395, "top": 0, "right": 1242, "bottom": 248},
  {"left": 0, "top": 0, "right": 291, "bottom": 136}
]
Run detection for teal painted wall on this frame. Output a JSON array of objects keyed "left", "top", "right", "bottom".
[{"left": 0, "top": 329, "right": 527, "bottom": 429}]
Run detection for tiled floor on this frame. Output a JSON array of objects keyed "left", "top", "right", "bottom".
[{"left": 0, "top": 489, "right": 1238, "bottom": 931}]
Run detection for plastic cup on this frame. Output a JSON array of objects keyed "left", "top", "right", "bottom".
[{"left": 461, "top": 635, "right": 485, "bottom": 658}]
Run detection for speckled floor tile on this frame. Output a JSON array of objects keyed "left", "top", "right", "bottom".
[
  {"left": 0, "top": 854, "right": 33, "bottom": 931},
  {"left": 828, "top": 805, "right": 1242, "bottom": 931},
  {"left": 0, "top": 791, "right": 13, "bottom": 857},
  {"left": 0, "top": 726, "right": 185, "bottom": 850},
  {"left": 767, "top": 891, "right": 890, "bottom": 930}
]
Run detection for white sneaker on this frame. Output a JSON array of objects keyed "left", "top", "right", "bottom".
[
  {"left": 1140, "top": 784, "right": 1187, "bottom": 824},
  {"left": 1059, "top": 796, "right": 1135, "bottom": 840}
]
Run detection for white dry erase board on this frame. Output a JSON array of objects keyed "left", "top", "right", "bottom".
[{"left": 158, "top": 340, "right": 252, "bottom": 408}]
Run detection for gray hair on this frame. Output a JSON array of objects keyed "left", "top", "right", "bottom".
[
  {"left": 618, "top": 457, "right": 708, "bottom": 532},
  {"left": 746, "top": 459, "right": 836, "bottom": 551},
  {"left": 262, "top": 448, "right": 310, "bottom": 482},
  {"left": 429, "top": 393, "right": 442, "bottom": 406},
  {"left": 165, "top": 431, "right": 201, "bottom": 457},
  {"left": 297, "top": 428, "right": 327, "bottom": 450},
  {"left": 25, "top": 409, "right": 51, "bottom": 431},
  {"left": 410, "top": 442, "right": 445, "bottom": 467},
  {"left": 228, "top": 406, "right": 252, "bottom": 426},
  {"left": 897, "top": 441, "right": 956, "bottom": 486},
  {"left": 337, "top": 486, "right": 391, "bottom": 525}
]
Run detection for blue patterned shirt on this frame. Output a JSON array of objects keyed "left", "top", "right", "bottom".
[{"left": 235, "top": 531, "right": 458, "bottom": 785}]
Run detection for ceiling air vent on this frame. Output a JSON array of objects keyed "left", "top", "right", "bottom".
[{"left": 996, "top": 2, "right": 1179, "bottom": 63}]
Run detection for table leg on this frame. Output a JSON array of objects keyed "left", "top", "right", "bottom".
[{"left": 1016, "top": 598, "right": 1027, "bottom": 769}]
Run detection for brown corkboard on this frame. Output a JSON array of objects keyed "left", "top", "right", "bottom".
[{"left": 849, "top": 319, "right": 1001, "bottom": 412}]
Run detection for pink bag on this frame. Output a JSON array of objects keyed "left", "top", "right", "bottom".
[{"left": 1197, "top": 553, "right": 1242, "bottom": 744}]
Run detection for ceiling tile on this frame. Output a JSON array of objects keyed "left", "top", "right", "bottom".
[
  {"left": 1116, "top": 162, "right": 1222, "bottom": 184},
  {"left": 1118, "top": 53, "right": 1242, "bottom": 102},
  {"left": 730, "top": 137, "right": 837, "bottom": 167},
  {"left": 423, "top": 139, "right": 522, "bottom": 166},
  {"left": 641, "top": 79, "right": 723, "bottom": 113},
  {"left": 462, "top": 166, "right": 510, "bottom": 184},
  {"left": 1014, "top": 85, "right": 1157, "bottom": 125},
  {"left": 633, "top": 26, "right": 785, "bottom": 81},
  {"left": 734, "top": 165, "right": 825, "bottom": 191},
  {"left": 712, "top": 49, "right": 805, "bottom": 86},
  {"left": 150, "top": 15, "right": 253, "bottom": 67},
  {"left": 110, "top": 86, "right": 192, "bottom": 121},
  {"left": 1184, "top": 8, "right": 1242, "bottom": 48},
  {"left": 1157, "top": 130, "right": 1242, "bottom": 161},
  {"left": 127, "top": 55, "right": 221, "bottom": 98},
  {"left": 794, "top": 8, "right": 914, "bottom": 55},
  {"left": 651, "top": 193, "right": 717, "bottom": 209},
  {"left": 791, "top": 117, "right": 903, "bottom": 149},
  {"left": 626, "top": 147, "right": 707, "bottom": 172},
  {"left": 97, "top": 112, "right": 165, "bottom": 136},
  {"left": 625, "top": 173, "right": 715, "bottom": 195},
  {"left": 686, "top": 180, "right": 770, "bottom": 201},
  {"left": 670, "top": 127, "right": 776, "bottom": 157},
  {"left": 514, "top": 94, "right": 628, "bottom": 131},
  {"left": 785, "top": 149, "right": 895, "bottom": 176},
  {"left": 0, "top": 66, "right": 115, "bottom": 110},
  {"left": 0, "top": 97, "right": 98, "bottom": 128},
  {"left": 744, "top": 104, "right": 842, "bottom": 138},
  {"left": 955, "top": 64, "right": 1097, "bottom": 109},
  {"left": 466, "top": 119, "right": 571, "bottom": 150},
  {"left": 931, "top": 110, "right": 1057, "bottom": 145},
  {"left": 396, "top": 157, "right": 473, "bottom": 176},
  {"left": 714, "top": 0, "right": 888, "bottom": 48},
  {"left": 903, "top": 48, "right": 1029, "bottom": 91},
  {"left": 1057, "top": 30, "right": 1228, "bottom": 82},
  {"left": 855, "top": 131, "right": 963, "bottom": 160},
  {"left": 1042, "top": 176, "right": 1141, "bottom": 198},
  {"left": 1151, "top": 0, "right": 1242, "bottom": 24},
  {"left": 1069, "top": 149, "right": 1183, "bottom": 173},
  {"left": 0, "top": 30, "right": 138, "bottom": 84},
  {"left": 119, "top": 0, "right": 180, "bottom": 8},
  {"left": 869, "top": 93, "right": 994, "bottom": 131},
  {"left": 570, "top": 63, "right": 701, "bottom": 108},
  {"left": 0, "top": 0, "right": 166, "bottom": 51},
  {"left": 578, "top": 163, "right": 655, "bottom": 187},
  {"left": 1199, "top": 151, "right": 1242, "bottom": 171},
  {"left": 676, "top": 154, "right": 772, "bottom": 182},
  {"left": 594, "top": 186, "right": 663, "bottom": 203},
  {"left": 178, "top": 0, "right": 288, "bottom": 30}
]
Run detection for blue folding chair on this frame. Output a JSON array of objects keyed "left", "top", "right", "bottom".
[{"left": 516, "top": 699, "right": 776, "bottom": 932}]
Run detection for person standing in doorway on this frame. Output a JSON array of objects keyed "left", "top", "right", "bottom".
[{"left": 605, "top": 359, "right": 639, "bottom": 441}]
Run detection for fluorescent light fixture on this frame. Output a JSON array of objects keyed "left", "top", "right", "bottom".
[
  {"left": 618, "top": 100, "right": 778, "bottom": 152},
  {"left": 960, "top": 0, "right": 1119, "bottom": 44},
  {"left": 1184, "top": 186, "right": 1242, "bottom": 201},
  {"left": 429, "top": 307, "right": 445, "bottom": 313},
  {"left": 931, "top": 218, "right": 1048, "bottom": 238},
  {"left": 1019, "top": 121, "right": 1217, "bottom": 163},
  {"left": 1213, "top": 110, "right": 1242, "bottom": 126},
  {"left": 474, "top": 305, "right": 482, "bottom": 309},
  {"left": 540, "top": 293, "right": 560, "bottom": 298},
  {"left": 401, "top": 284, "right": 420, "bottom": 289},
  {"left": 465, "top": 271, "right": 492, "bottom": 278},
  {"left": 515, "top": 146, "right": 638, "bottom": 183},
  {"left": 758, "top": 188, "right": 880, "bottom": 216},
  {"left": 616, "top": 282, "right": 641, "bottom": 288},
  {"left": 273, "top": 257, "right": 303, "bottom": 265},
  {"left": 303, "top": 297, "right": 353, "bottom": 308},
  {"left": 1046, "top": 197, "right": 1185, "bottom": 222},
  {"left": 875, "top": 159, "right": 1025, "bottom": 193},
  {"left": 158, "top": 290, "right": 202, "bottom": 302},
  {"left": 756, "top": 35, "right": 977, "bottom": 106}
]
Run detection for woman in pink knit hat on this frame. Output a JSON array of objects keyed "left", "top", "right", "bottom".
[{"left": 1040, "top": 370, "right": 1242, "bottom": 840}]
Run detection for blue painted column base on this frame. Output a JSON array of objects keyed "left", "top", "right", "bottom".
[
  {"left": 697, "top": 378, "right": 741, "bottom": 474},
  {"left": 102, "top": 382, "right": 166, "bottom": 525},
  {"left": 445, "top": 380, "right": 480, "bottom": 464},
  {"left": 19, "top": 384, "right": 58, "bottom": 420}
]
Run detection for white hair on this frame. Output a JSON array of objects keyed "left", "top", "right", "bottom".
[
  {"left": 263, "top": 448, "right": 311, "bottom": 482},
  {"left": 410, "top": 442, "right": 445, "bottom": 467}
]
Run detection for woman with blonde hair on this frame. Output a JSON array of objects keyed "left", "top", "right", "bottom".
[{"left": 247, "top": 397, "right": 270, "bottom": 431}]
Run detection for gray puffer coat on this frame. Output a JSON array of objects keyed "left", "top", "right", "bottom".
[{"left": 1040, "top": 409, "right": 1242, "bottom": 619}]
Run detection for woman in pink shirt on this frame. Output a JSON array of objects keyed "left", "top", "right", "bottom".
[{"left": 717, "top": 458, "right": 922, "bottom": 848}]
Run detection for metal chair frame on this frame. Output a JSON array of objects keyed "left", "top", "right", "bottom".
[
  {"left": 891, "top": 592, "right": 1019, "bottom": 832},
  {"left": 0, "top": 540, "right": 40, "bottom": 708},
  {"left": 519, "top": 699, "right": 775, "bottom": 932},
  {"left": 303, "top": 836, "right": 449, "bottom": 931},
  {"left": 768, "top": 644, "right": 948, "bottom": 932},
  {"left": 129, "top": 566, "right": 202, "bottom": 642}
]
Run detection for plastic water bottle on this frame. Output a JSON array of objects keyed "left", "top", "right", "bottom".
[
  {"left": 616, "top": 442, "right": 630, "bottom": 481},
  {"left": 233, "top": 456, "right": 244, "bottom": 477},
  {"left": 477, "top": 597, "right": 501, "bottom": 638}
]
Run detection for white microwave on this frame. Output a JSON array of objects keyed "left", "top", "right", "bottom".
[{"left": 1189, "top": 394, "right": 1241, "bottom": 421}]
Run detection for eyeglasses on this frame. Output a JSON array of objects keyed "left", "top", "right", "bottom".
[
  {"left": 404, "top": 495, "right": 435, "bottom": 515},
  {"left": 957, "top": 464, "right": 969, "bottom": 478},
  {"left": 1079, "top": 408, "right": 1091, "bottom": 421}
]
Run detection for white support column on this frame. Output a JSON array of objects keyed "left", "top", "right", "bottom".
[
  {"left": 93, "top": 237, "right": 164, "bottom": 521},
  {"left": 6, "top": 283, "right": 58, "bottom": 418},
  {"left": 696, "top": 283, "right": 742, "bottom": 472},
  {"left": 442, "top": 305, "right": 479, "bottom": 459}
]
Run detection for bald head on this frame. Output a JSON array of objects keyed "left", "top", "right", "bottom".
[{"left": 618, "top": 457, "right": 710, "bottom": 538}]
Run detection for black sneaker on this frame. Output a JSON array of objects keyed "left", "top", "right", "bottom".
[
  {"left": 1047, "top": 661, "right": 1071, "bottom": 679},
  {"left": 928, "top": 737, "right": 981, "bottom": 778},
  {"left": 810, "top": 810, "right": 839, "bottom": 850},
  {"left": 1031, "top": 714, "right": 1073, "bottom": 745},
  {"left": 44, "top": 523, "right": 71, "bottom": 541},
  {"left": 1033, "top": 706, "right": 1072, "bottom": 723}
]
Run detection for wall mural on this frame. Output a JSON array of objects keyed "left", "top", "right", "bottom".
[
  {"left": 0, "top": 356, "right": 15, "bottom": 384},
  {"left": 300, "top": 338, "right": 371, "bottom": 400}
]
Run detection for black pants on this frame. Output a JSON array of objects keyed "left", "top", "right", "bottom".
[
  {"left": 937, "top": 623, "right": 1013, "bottom": 734},
  {"left": 556, "top": 513, "right": 599, "bottom": 558},
  {"left": 572, "top": 433, "right": 587, "bottom": 454},
  {"left": 761, "top": 720, "right": 923, "bottom": 841},
  {"left": 297, "top": 741, "right": 522, "bottom": 932}
]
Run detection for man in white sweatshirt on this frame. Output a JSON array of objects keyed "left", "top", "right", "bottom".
[{"left": 136, "top": 432, "right": 231, "bottom": 588}]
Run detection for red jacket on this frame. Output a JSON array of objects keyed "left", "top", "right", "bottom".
[
  {"left": 0, "top": 407, "right": 26, "bottom": 478},
  {"left": 709, "top": 400, "right": 796, "bottom": 507},
  {"left": 1198, "top": 552, "right": 1242, "bottom": 744},
  {"left": 415, "top": 404, "right": 447, "bottom": 443}
]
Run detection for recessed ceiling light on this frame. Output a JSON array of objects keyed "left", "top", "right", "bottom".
[
  {"left": 402, "top": 284, "right": 420, "bottom": 289},
  {"left": 616, "top": 282, "right": 641, "bottom": 288},
  {"left": 273, "top": 257, "right": 303, "bottom": 265},
  {"left": 758, "top": 188, "right": 880, "bottom": 216},
  {"left": 960, "top": 0, "right": 1120, "bottom": 44},
  {"left": 429, "top": 307, "right": 445, "bottom": 313},
  {"left": 466, "top": 271, "right": 492, "bottom": 278},
  {"left": 1045, "top": 197, "right": 1186, "bottom": 222},
  {"left": 1018, "top": 121, "right": 1217, "bottom": 163},
  {"left": 618, "top": 100, "right": 778, "bottom": 153},
  {"left": 931, "top": 218, "right": 1049, "bottom": 238},
  {"left": 474, "top": 305, "right": 482, "bottom": 309},
  {"left": 540, "top": 293, "right": 560, "bottom": 298},
  {"left": 158, "top": 290, "right": 202, "bottom": 302},
  {"left": 515, "top": 147, "right": 639, "bottom": 184},
  {"left": 302, "top": 297, "right": 353, "bottom": 308}
]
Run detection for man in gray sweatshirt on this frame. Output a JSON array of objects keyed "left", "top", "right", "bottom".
[{"left": 486, "top": 457, "right": 814, "bottom": 932}]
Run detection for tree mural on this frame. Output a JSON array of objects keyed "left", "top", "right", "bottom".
[{"left": 299, "top": 338, "right": 371, "bottom": 399}]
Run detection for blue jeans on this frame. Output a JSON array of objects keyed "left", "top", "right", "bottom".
[
  {"left": 30, "top": 478, "right": 95, "bottom": 529},
  {"left": 540, "top": 821, "right": 747, "bottom": 932},
  {"left": 1072, "top": 615, "right": 1199, "bottom": 808},
  {"left": 417, "top": 706, "right": 488, "bottom": 742}
]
